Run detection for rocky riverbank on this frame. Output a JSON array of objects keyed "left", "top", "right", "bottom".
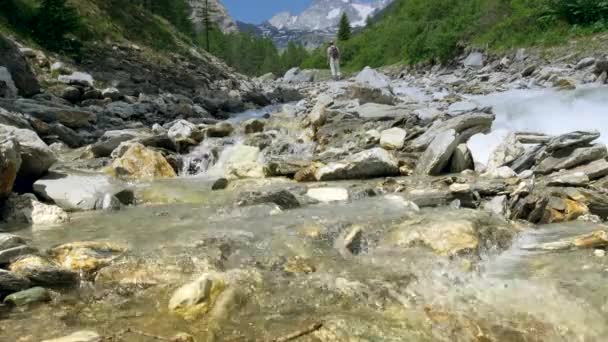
[{"left": 2, "top": 34, "right": 608, "bottom": 340}]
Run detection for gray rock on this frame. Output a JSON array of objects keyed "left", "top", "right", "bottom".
[
  {"left": 450, "top": 144, "right": 474, "bottom": 173},
  {"left": 0, "top": 233, "right": 26, "bottom": 251},
  {"left": 0, "top": 107, "right": 31, "bottom": 129},
  {"left": 355, "top": 103, "right": 408, "bottom": 120},
  {"left": 168, "top": 272, "right": 217, "bottom": 311},
  {"left": 576, "top": 57, "right": 596, "bottom": 70},
  {"left": 82, "top": 89, "right": 102, "bottom": 101},
  {"left": 521, "top": 64, "right": 537, "bottom": 77},
  {"left": 243, "top": 118, "right": 265, "bottom": 134},
  {"left": 447, "top": 101, "right": 478, "bottom": 115},
  {"left": 211, "top": 178, "right": 229, "bottom": 190},
  {"left": 97, "top": 193, "right": 121, "bottom": 211},
  {"left": 315, "top": 148, "right": 400, "bottom": 181},
  {"left": 283, "top": 67, "right": 314, "bottom": 83},
  {"left": 569, "top": 159, "right": 608, "bottom": 180},
  {"left": 0, "top": 35, "right": 40, "bottom": 96},
  {"left": 0, "top": 98, "right": 96, "bottom": 129},
  {"left": 595, "top": 60, "right": 608, "bottom": 76},
  {"left": 484, "top": 195, "right": 508, "bottom": 217},
  {"left": 487, "top": 166, "right": 517, "bottom": 179},
  {"left": 380, "top": 127, "right": 406, "bottom": 150},
  {"left": 1, "top": 193, "right": 70, "bottom": 225},
  {"left": 349, "top": 84, "right": 396, "bottom": 105},
  {"left": 0, "top": 269, "right": 31, "bottom": 292},
  {"left": 238, "top": 189, "right": 300, "bottom": 210},
  {"left": 41, "top": 331, "right": 101, "bottom": 342},
  {"left": 335, "top": 225, "right": 363, "bottom": 257},
  {"left": 58, "top": 72, "right": 94, "bottom": 87},
  {"left": 535, "top": 144, "right": 607, "bottom": 174},
  {"left": 0, "top": 66, "right": 17, "bottom": 98},
  {"left": 0, "top": 125, "right": 56, "bottom": 181},
  {"left": 33, "top": 172, "right": 132, "bottom": 211},
  {"left": 0, "top": 137, "right": 21, "bottom": 198},
  {"left": 89, "top": 129, "right": 145, "bottom": 158},
  {"left": 168, "top": 120, "right": 203, "bottom": 146},
  {"left": 355, "top": 67, "right": 391, "bottom": 89},
  {"left": 0, "top": 245, "right": 36, "bottom": 264},
  {"left": 206, "top": 122, "right": 234, "bottom": 138},
  {"left": 463, "top": 52, "right": 484, "bottom": 68},
  {"left": 3, "top": 286, "right": 50, "bottom": 306},
  {"left": 47, "top": 123, "right": 84, "bottom": 148},
  {"left": 9, "top": 255, "right": 79, "bottom": 286},
  {"left": 101, "top": 87, "right": 121, "bottom": 101},
  {"left": 60, "top": 86, "right": 81, "bottom": 103},
  {"left": 546, "top": 171, "right": 589, "bottom": 187},
  {"left": 415, "top": 129, "right": 459, "bottom": 176},
  {"left": 545, "top": 130, "right": 600, "bottom": 153},
  {"left": 412, "top": 112, "right": 495, "bottom": 150}
]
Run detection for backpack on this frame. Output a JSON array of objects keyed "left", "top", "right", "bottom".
[{"left": 329, "top": 46, "right": 340, "bottom": 59}]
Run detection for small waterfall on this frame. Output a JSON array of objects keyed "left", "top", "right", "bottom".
[{"left": 180, "top": 140, "right": 220, "bottom": 176}]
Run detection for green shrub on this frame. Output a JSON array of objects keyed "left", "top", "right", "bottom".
[{"left": 544, "top": 0, "right": 608, "bottom": 25}]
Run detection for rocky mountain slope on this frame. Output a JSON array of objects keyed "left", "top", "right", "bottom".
[
  {"left": 245, "top": 0, "right": 394, "bottom": 50},
  {"left": 189, "top": 0, "right": 237, "bottom": 34}
]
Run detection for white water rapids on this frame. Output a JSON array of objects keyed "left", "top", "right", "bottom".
[{"left": 469, "top": 85, "right": 608, "bottom": 168}]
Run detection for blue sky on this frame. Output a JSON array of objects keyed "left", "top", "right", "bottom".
[{"left": 222, "top": 0, "right": 312, "bottom": 24}]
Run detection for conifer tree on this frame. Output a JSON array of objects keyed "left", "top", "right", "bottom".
[
  {"left": 337, "top": 12, "right": 352, "bottom": 41},
  {"left": 34, "top": 0, "right": 79, "bottom": 51}
]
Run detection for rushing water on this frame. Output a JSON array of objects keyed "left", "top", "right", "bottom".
[
  {"left": 469, "top": 85, "right": 608, "bottom": 168},
  {"left": 2, "top": 90, "right": 608, "bottom": 341}
]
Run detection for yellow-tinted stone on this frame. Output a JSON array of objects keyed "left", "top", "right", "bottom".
[{"left": 110, "top": 143, "right": 176, "bottom": 180}]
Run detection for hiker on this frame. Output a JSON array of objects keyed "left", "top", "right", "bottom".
[{"left": 327, "top": 41, "right": 341, "bottom": 80}]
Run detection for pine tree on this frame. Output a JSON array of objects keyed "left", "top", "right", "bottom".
[{"left": 337, "top": 12, "right": 352, "bottom": 41}]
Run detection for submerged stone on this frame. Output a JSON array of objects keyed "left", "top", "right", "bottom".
[{"left": 3, "top": 286, "right": 50, "bottom": 306}]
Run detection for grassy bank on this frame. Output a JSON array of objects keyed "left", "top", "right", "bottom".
[{"left": 303, "top": 0, "right": 608, "bottom": 70}]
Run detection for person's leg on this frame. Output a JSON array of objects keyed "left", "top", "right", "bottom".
[
  {"left": 330, "top": 59, "right": 337, "bottom": 79},
  {"left": 336, "top": 59, "right": 342, "bottom": 79}
]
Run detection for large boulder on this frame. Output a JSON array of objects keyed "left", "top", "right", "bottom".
[
  {"left": 9, "top": 255, "right": 79, "bottom": 286},
  {"left": 315, "top": 148, "right": 399, "bottom": 181},
  {"left": 0, "top": 98, "right": 96, "bottom": 129},
  {"left": 223, "top": 145, "right": 264, "bottom": 179},
  {"left": 412, "top": 112, "right": 495, "bottom": 150},
  {"left": 355, "top": 67, "right": 391, "bottom": 89},
  {"left": 463, "top": 52, "right": 484, "bottom": 68},
  {"left": 1, "top": 193, "right": 69, "bottom": 225},
  {"left": 33, "top": 172, "right": 133, "bottom": 211},
  {"left": 349, "top": 67, "right": 396, "bottom": 105},
  {"left": 89, "top": 129, "right": 147, "bottom": 158},
  {"left": 415, "top": 129, "right": 460, "bottom": 176},
  {"left": 58, "top": 72, "right": 94, "bottom": 87},
  {"left": 0, "top": 35, "right": 40, "bottom": 96},
  {"left": 0, "top": 66, "right": 17, "bottom": 98},
  {"left": 283, "top": 67, "right": 315, "bottom": 83},
  {"left": 0, "top": 138, "right": 21, "bottom": 198},
  {"left": 110, "top": 143, "right": 176, "bottom": 180},
  {"left": 0, "top": 124, "right": 56, "bottom": 181},
  {"left": 535, "top": 144, "right": 607, "bottom": 175}
]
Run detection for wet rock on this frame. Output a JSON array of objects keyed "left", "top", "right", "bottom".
[
  {"left": 110, "top": 143, "right": 176, "bottom": 180},
  {"left": 542, "top": 196, "right": 589, "bottom": 223},
  {"left": 238, "top": 189, "right": 300, "bottom": 210},
  {"left": 34, "top": 172, "right": 132, "bottom": 211},
  {"left": 545, "top": 130, "right": 600, "bottom": 153},
  {"left": 47, "top": 123, "right": 84, "bottom": 148},
  {"left": 168, "top": 272, "right": 226, "bottom": 320},
  {"left": 535, "top": 144, "right": 607, "bottom": 174},
  {"left": 50, "top": 241, "right": 127, "bottom": 275},
  {"left": 168, "top": 120, "right": 204, "bottom": 147},
  {"left": 212, "top": 178, "right": 229, "bottom": 190},
  {"left": 415, "top": 129, "right": 459, "bottom": 176},
  {"left": 306, "top": 187, "right": 349, "bottom": 203},
  {"left": 335, "top": 225, "right": 363, "bottom": 257},
  {"left": 484, "top": 195, "right": 508, "bottom": 217},
  {"left": 0, "top": 124, "right": 56, "bottom": 181},
  {"left": 315, "top": 148, "right": 399, "bottom": 181},
  {"left": 391, "top": 219, "right": 480, "bottom": 256},
  {"left": 60, "top": 86, "right": 81, "bottom": 103},
  {"left": 0, "top": 66, "right": 17, "bottom": 98},
  {"left": 1, "top": 193, "right": 69, "bottom": 225},
  {"left": 406, "top": 188, "right": 455, "bottom": 208},
  {"left": 206, "top": 122, "right": 234, "bottom": 137},
  {"left": 294, "top": 164, "right": 319, "bottom": 182},
  {"left": 412, "top": 112, "right": 494, "bottom": 150},
  {"left": 224, "top": 145, "right": 264, "bottom": 179},
  {"left": 58, "top": 72, "right": 94, "bottom": 87},
  {"left": 284, "top": 256, "right": 316, "bottom": 274},
  {"left": 0, "top": 35, "right": 40, "bottom": 96},
  {"left": 0, "top": 137, "right": 21, "bottom": 199},
  {"left": 9, "top": 255, "right": 79, "bottom": 286},
  {"left": 89, "top": 129, "right": 146, "bottom": 158},
  {"left": 3, "top": 286, "right": 50, "bottom": 306},
  {"left": 0, "top": 269, "right": 31, "bottom": 292},
  {"left": 41, "top": 331, "right": 101, "bottom": 342},
  {"left": 243, "top": 118, "right": 265, "bottom": 134},
  {"left": 0, "top": 245, "right": 37, "bottom": 264},
  {"left": 264, "top": 157, "right": 311, "bottom": 177},
  {"left": 0, "top": 233, "right": 26, "bottom": 251},
  {"left": 380, "top": 127, "right": 406, "bottom": 150},
  {"left": 450, "top": 144, "right": 474, "bottom": 172},
  {"left": 97, "top": 193, "right": 121, "bottom": 211}
]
